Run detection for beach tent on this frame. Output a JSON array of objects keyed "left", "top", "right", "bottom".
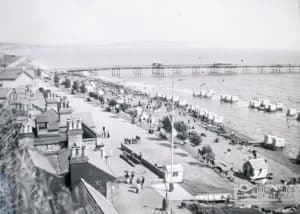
[
  {"left": 163, "top": 164, "right": 184, "bottom": 183},
  {"left": 243, "top": 158, "right": 268, "bottom": 180},
  {"left": 97, "top": 89, "right": 104, "bottom": 96}
]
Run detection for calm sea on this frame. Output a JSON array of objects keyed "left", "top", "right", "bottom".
[{"left": 1, "top": 46, "right": 300, "bottom": 156}]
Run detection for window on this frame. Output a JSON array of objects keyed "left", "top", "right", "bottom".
[{"left": 173, "top": 172, "right": 179, "bottom": 177}]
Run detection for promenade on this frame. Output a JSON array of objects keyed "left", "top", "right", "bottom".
[{"left": 37, "top": 81, "right": 234, "bottom": 213}]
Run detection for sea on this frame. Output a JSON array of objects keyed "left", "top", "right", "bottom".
[{"left": 1, "top": 45, "right": 300, "bottom": 157}]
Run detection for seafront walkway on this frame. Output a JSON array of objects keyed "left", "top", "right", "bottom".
[{"left": 36, "top": 80, "right": 235, "bottom": 213}]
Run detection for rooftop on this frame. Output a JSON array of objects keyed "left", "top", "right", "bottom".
[
  {"left": 36, "top": 109, "right": 59, "bottom": 123},
  {"left": 81, "top": 179, "right": 119, "bottom": 214},
  {"left": 0, "top": 68, "right": 33, "bottom": 80}
]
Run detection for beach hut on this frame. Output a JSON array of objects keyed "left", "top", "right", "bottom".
[
  {"left": 249, "top": 99, "right": 261, "bottom": 109},
  {"left": 231, "top": 96, "right": 239, "bottom": 103},
  {"left": 163, "top": 164, "right": 184, "bottom": 183},
  {"left": 263, "top": 134, "right": 285, "bottom": 150},
  {"left": 213, "top": 115, "right": 224, "bottom": 124},
  {"left": 178, "top": 99, "right": 187, "bottom": 107},
  {"left": 205, "top": 89, "right": 214, "bottom": 98},
  {"left": 243, "top": 158, "right": 268, "bottom": 180},
  {"left": 261, "top": 99, "right": 270, "bottom": 108},
  {"left": 286, "top": 108, "right": 297, "bottom": 117},
  {"left": 275, "top": 103, "right": 284, "bottom": 111}
]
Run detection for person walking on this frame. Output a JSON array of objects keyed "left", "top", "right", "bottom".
[
  {"left": 130, "top": 171, "right": 135, "bottom": 184},
  {"left": 125, "top": 171, "right": 130, "bottom": 184},
  {"left": 141, "top": 176, "right": 145, "bottom": 189}
]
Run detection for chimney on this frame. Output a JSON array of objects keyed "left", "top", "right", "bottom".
[
  {"left": 59, "top": 99, "right": 73, "bottom": 127},
  {"left": 67, "top": 118, "right": 83, "bottom": 148},
  {"left": 18, "top": 123, "right": 34, "bottom": 147},
  {"left": 69, "top": 145, "right": 89, "bottom": 191}
]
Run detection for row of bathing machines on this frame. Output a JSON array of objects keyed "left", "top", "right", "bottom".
[
  {"left": 156, "top": 93, "right": 224, "bottom": 124},
  {"left": 188, "top": 105, "right": 224, "bottom": 124},
  {"left": 249, "top": 98, "right": 284, "bottom": 112},
  {"left": 193, "top": 90, "right": 239, "bottom": 103}
]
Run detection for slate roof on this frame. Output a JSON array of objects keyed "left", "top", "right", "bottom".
[
  {"left": 27, "top": 148, "right": 58, "bottom": 175},
  {"left": 34, "top": 132, "right": 67, "bottom": 145},
  {"left": 36, "top": 109, "right": 59, "bottom": 123},
  {"left": 80, "top": 179, "right": 119, "bottom": 214},
  {"left": 247, "top": 158, "right": 268, "bottom": 170},
  {"left": 0, "top": 69, "right": 33, "bottom": 80},
  {"left": 73, "top": 112, "right": 95, "bottom": 128}
]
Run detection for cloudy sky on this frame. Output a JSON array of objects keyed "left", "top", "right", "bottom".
[{"left": 0, "top": 0, "right": 300, "bottom": 50}]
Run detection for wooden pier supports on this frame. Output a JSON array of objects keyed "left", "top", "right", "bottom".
[
  {"left": 173, "top": 68, "right": 182, "bottom": 76},
  {"left": 271, "top": 66, "right": 282, "bottom": 73},
  {"left": 191, "top": 67, "right": 201, "bottom": 76},
  {"left": 112, "top": 68, "right": 120, "bottom": 76},
  {"left": 152, "top": 67, "right": 165, "bottom": 77},
  {"left": 133, "top": 67, "right": 142, "bottom": 77}
]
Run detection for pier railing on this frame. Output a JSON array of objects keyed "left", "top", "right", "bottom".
[{"left": 50, "top": 63, "right": 300, "bottom": 76}]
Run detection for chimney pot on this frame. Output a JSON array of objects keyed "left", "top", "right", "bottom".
[
  {"left": 75, "top": 147, "right": 80, "bottom": 156},
  {"left": 81, "top": 146, "right": 86, "bottom": 157}
]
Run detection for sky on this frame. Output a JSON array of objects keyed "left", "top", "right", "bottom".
[{"left": 0, "top": 0, "right": 300, "bottom": 50}]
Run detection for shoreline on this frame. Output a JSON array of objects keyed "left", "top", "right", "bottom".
[{"left": 62, "top": 73, "right": 300, "bottom": 182}]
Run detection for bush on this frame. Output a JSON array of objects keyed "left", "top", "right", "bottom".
[
  {"left": 119, "top": 103, "right": 129, "bottom": 112},
  {"left": 54, "top": 75, "right": 60, "bottom": 84},
  {"left": 177, "top": 132, "right": 188, "bottom": 141},
  {"left": 64, "top": 79, "right": 71, "bottom": 88},
  {"left": 80, "top": 83, "right": 87, "bottom": 93},
  {"left": 72, "top": 81, "right": 80, "bottom": 91},
  {"left": 89, "top": 92, "right": 96, "bottom": 98},
  {"left": 201, "top": 145, "right": 215, "bottom": 160},
  {"left": 174, "top": 121, "right": 187, "bottom": 133},
  {"left": 86, "top": 97, "right": 91, "bottom": 102},
  {"left": 189, "top": 131, "right": 202, "bottom": 145},
  {"left": 159, "top": 131, "right": 168, "bottom": 140},
  {"left": 108, "top": 99, "right": 117, "bottom": 107}
]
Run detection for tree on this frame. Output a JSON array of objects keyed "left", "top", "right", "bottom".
[
  {"left": 177, "top": 132, "right": 188, "bottom": 141},
  {"left": 201, "top": 145, "right": 215, "bottom": 160},
  {"left": 174, "top": 121, "right": 187, "bottom": 133},
  {"left": 64, "top": 79, "right": 71, "bottom": 88},
  {"left": 54, "top": 75, "right": 60, "bottom": 84},
  {"left": 161, "top": 116, "right": 172, "bottom": 133},
  {"left": 189, "top": 131, "right": 202, "bottom": 145},
  {"left": 72, "top": 81, "right": 80, "bottom": 92},
  {"left": 80, "top": 83, "right": 87, "bottom": 93},
  {"left": 108, "top": 99, "right": 117, "bottom": 107}
]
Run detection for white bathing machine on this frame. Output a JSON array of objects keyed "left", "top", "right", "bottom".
[
  {"left": 221, "top": 94, "right": 238, "bottom": 103},
  {"left": 286, "top": 108, "right": 297, "bottom": 117},
  {"left": 163, "top": 164, "right": 184, "bottom": 183},
  {"left": 263, "top": 134, "right": 285, "bottom": 150},
  {"left": 266, "top": 104, "right": 277, "bottom": 112},
  {"left": 275, "top": 102, "right": 284, "bottom": 111},
  {"left": 249, "top": 99, "right": 262, "bottom": 109}
]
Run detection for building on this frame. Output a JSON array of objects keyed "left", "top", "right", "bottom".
[
  {"left": 163, "top": 164, "right": 184, "bottom": 183},
  {"left": 0, "top": 54, "right": 27, "bottom": 68},
  {"left": 243, "top": 158, "right": 268, "bottom": 180},
  {"left": 0, "top": 68, "right": 33, "bottom": 88},
  {"left": 17, "top": 91, "right": 119, "bottom": 212}
]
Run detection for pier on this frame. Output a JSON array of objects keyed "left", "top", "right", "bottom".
[{"left": 51, "top": 63, "right": 300, "bottom": 76}]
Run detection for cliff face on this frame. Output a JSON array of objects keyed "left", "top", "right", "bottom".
[{"left": 0, "top": 108, "right": 76, "bottom": 214}]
